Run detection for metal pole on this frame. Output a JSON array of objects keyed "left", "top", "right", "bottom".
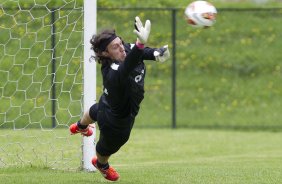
[
  {"left": 83, "top": 0, "right": 97, "bottom": 172},
  {"left": 171, "top": 9, "right": 177, "bottom": 129},
  {"left": 51, "top": 9, "right": 56, "bottom": 128}
]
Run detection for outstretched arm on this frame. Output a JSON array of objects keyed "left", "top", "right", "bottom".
[
  {"left": 142, "top": 45, "right": 170, "bottom": 62},
  {"left": 118, "top": 16, "right": 151, "bottom": 78},
  {"left": 154, "top": 45, "right": 170, "bottom": 62},
  {"left": 133, "top": 16, "right": 170, "bottom": 62}
]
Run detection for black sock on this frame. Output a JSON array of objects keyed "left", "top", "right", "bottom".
[
  {"left": 97, "top": 160, "right": 109, "bottom": 170},
  {"left": 77, "top": 121, "right": 88, "bottom": 129}
]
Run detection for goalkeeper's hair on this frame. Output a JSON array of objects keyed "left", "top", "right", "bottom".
[{"left": 90, "top": 29, "right": 117, "bottom": 65}]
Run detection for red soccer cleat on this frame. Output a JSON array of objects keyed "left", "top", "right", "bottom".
[
  {"left": 92, "top": 157, "right": 120, "bottom": 181},
  {"left": 69, "top": 122, "right": 93, "bottom": 137}
]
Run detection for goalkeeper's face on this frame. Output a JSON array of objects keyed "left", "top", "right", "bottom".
[{"left": 104, "top": 37, "right": 126, "bottom": 62}]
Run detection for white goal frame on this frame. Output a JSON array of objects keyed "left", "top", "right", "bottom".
[
  {"left": 0, "top": 0, "right": 97, "bottom": 171},
  {"left": 82, "top": 0, "right": 97, "bottom": 171}
]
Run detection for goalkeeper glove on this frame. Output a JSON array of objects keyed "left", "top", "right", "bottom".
[
  {"left": 154, "top": 45, "right": 170, "bottom": 62},
  {"left": 133, "top": 16, "right": 151, "bottom": 44}
]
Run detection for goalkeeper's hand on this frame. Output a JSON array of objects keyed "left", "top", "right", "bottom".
[
  {"left": 154, "top": 45, "right": 170, "bottom": 62},
  {"left": 133, "top": 16, "right": 151, "bottom": 44}
]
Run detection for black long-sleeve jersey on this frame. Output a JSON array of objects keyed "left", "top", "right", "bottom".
[{"left": 99, "top": 43, "right": 156, "bottom": 125}]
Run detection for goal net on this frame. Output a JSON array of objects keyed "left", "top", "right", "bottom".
[{"left": 0, "top": 0, "right": 96, "bottom": 171}]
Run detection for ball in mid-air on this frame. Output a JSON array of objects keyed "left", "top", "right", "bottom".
[{"left": 185, "top": 0, "right": 217, "bottom": 28}]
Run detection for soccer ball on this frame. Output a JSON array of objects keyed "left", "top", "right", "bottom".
[{"left": 184, "top": 0, "right": 217, "bottom": 28}]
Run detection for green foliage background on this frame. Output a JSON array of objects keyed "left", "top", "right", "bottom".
[
  {"left": 96, "top": 1, "right": 282, "bottom": 129},
  {"left": 0, "top": 0, "right": 281, "bottom": 130}
]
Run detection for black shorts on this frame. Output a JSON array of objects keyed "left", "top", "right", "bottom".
[
  {"left": 89, "top": 103, "right": 98, "bottom": 121},
  {"left": 89, "top": 102, "right": 135, "bottom": 156}
]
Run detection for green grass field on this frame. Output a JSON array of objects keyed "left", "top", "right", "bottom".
[
  {"left": 0, "top": 128, "right": 281, "bottom": 184},
  {"left": 1, "top": 1, "right": 282, "bottom": 183}
]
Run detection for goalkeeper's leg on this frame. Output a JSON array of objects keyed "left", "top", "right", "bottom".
[
  {"left": 69, "top": 104, "right": 98, "bottom": 136},
  {"left": 92, "top": 155, "right": 119, "bottom": 181}
]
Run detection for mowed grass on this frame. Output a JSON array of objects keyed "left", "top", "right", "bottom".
[{"left": 0, "top": 128, "right": 281, "bottom": 184}]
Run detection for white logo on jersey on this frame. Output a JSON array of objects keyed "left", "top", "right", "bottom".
[
  {"left": 111, "top": 63, "right": 119, "bottom": 70},
  {"left": 135, "top": 75, "right": 142, "bottom": 83},
  {"left": 104, "top": 88, "right": 108, "bottom": 95},
  {"left": 135, "top": 69, "right": 144, "bottom": 83}
]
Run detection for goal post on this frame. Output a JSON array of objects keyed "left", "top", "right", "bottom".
[
  {"left": 0, "top": 0, "right": 97, "bottom": 171},
  {"left": 82, "top": 0, "right": 97, "bottom": 172}
]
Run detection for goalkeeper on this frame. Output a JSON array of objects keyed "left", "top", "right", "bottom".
[{"left": 70, "top": 16, "right": 170, "bottom": 181}]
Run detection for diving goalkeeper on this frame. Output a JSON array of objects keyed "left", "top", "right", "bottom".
[{"left": 69, "top": 16, "right": 170, "bottom": 181}]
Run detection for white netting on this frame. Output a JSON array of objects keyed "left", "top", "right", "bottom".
[{"left": 0, "top": 0, "right": 84, "bottom": 170}]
